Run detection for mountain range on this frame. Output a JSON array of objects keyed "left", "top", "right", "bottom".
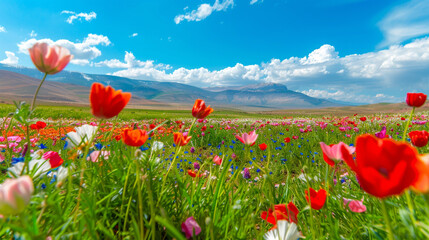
[{"left": 0, "top": 63, "right": 341, "bottom": 110}]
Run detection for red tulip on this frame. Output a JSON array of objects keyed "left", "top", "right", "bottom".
[
  {"left": 305, "top": 188, "right": 327, "bottom": 210},
  {"left": 342, "top": 134, "right": 419, "bottom": 198},
  {"left": 173, "top": 132, "right": 191, "bottom": 146},
  {"left": 122, "top": 129, "right": 148, "bottom": 147},
  {"left": 90, "top": 82, "right": 131, "bottom": 119},
  {"left": 406, "top": 93, "right": 427, "bottom": 108},
  {"left": 36, "top": 121, "right": 46, "bottom": 129},
  {"left": 213, "top": 155, "right": 222, "bottom": 165},
  {"left": 42, "top": 151, "right": 64, "bottom": 168},
  {"left": 408, "top": 130, "right": 429, "bottom": 147},
  {"left": 192, "top": 99, "right": 213, "bottom": 119},
  {"left": 259, "top": 143, "right": 267, "bottom": 151},
  {"left": 187, "top": 169, "right": 200, "bottom": 178},
  {"left": 28, "top": 42, "right": 73, "bottom": 75},
  {"left": 261, "top": 202, "right": 299, "bottom": 228}
]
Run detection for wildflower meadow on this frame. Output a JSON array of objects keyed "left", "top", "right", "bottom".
[{"left": 1, "top": 43, "right": 429, "bottom": 240}]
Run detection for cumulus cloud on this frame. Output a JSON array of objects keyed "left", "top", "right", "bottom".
[
  {"left": 174, "top": 0, "right": 234, "bottom": 24},
  {"left": 95, "top": 51, "right": 170, "bottom": 69},
  {"left": 17, "top": 34, "right": 111, "bottom": 65},
  {"left": 61, "top": 10, "right": 97, "bottom": 24},
  {"left": 0, "top": 26, "right": 6, "bottom": 32},
  {"left": 0, "top": 51, "right": 19, "bottom": 65},
  {"left": 100, "top": 37, "right": 429, "bottom": 103},
  {"left": 130, "top": 33, "right": 138, "bottom": 38},
  {"left": 379, "top": 0, "right": 429, "bottom": 47}
]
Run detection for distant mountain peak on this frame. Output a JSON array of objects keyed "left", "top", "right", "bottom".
[{"left": 237, "top": 82, "right": 288, "bottom": 92}]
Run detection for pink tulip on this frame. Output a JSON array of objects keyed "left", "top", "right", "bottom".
[
  {"left": 320, "top": 142, "right": 355, "bottom": 167},
  {"left": 28, "top": 42, "right": 73, "bottom": 75},
  {"left": 0, "top": 176, "right": 34, "bottom": 215},
  {"left": 235, "top": 130, "right": 258, "bottom": 146},
  {"left": 343, "top": 198, "right": 367, "bottom": 213},
  {"left": 181, "top": 216, "right": 201, "bottom": 239},
  {"left": 7, "top": 136, "right": 22, "bottom": 143},
  {"left": 87, "top": 151, "right": 110, "bottom": 162},
  {"left": 42, "top": 151, "right": 64, "bottom": 168},
  {"left": 213, "top": 155, "right": 222, "bottom": 165}
]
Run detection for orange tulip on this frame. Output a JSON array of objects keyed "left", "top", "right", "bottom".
[
  {"left": 412, "top": 155, "right": 429, "bottom": 193},
  {"left": 192, "top": 99, "right": 213, "bottom": 119},
  {"left": 90, "top": 83, "right": 131, "bottom": 119},
  {"left": 122, "top": 129, "right": 148, "bottom": 147},
  {"left": 29, "top": 42, "right": 73, "bottom": 75},
  {"left": 173, "top": 132, "right": 191, "bottom": 146}
]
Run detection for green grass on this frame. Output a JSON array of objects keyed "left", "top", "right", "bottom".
[{"left": 0, "top": 103, "right": 428, "bottom": 239}]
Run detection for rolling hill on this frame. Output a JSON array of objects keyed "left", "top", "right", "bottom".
[{"left": 0, "top": 64, "right": 340, "bottom": 109}]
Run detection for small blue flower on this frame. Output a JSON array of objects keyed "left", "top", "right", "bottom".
[
  {"left": 95, "top": 142, "right": 103, "bottom": 150},
  {"left": 39, "top": 143, "right": 47, "bottom": 149},
  {"left": 12, "top": 157, "right": 24, "bottom": 165}
]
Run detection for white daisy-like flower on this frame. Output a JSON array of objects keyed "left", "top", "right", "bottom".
[
  {"left": 264, "top": 220, "right": 301, "bottom": 240},
  {"left": 56, "top": 165, "right": 70, "bottom": 182},
  {"left": 66, "top": 124, "right": 98, "bottom": 149},
  {"left": 151, "top": 141, "right": 164, "bottom": 152},
  {"left": 8, "top": 159, "right": 51, "bottom": 178}
]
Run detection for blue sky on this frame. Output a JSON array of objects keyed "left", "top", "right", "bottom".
[{"left": 1, "top": 0, "right": 429, "bottom": 104}]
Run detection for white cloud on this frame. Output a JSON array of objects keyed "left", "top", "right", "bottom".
[
  {"left": 95, "top": 51, "right": 168, "bottom": 69},
  {"left": 61, "top": 10, "right": 97, "bottom": 24},
  {"left": 18, "top": 34, "right": 111, "bottom": 65},
  {"left": 30, "top": 30, "right": 37, "bottom": 37},
  {"left": 379, "top": 0, "right": 429, "bottom": 47},
  {"left": 250, "top": 0, "right": 263, "bottom": 5},
  {"left": 130, "top": 33, "right": 138, "bottom": 38},
  {"left": 0, "top": 26, "right": 6, "bottom": 32},
  {"left": 300, "top": 89, "right": 399, "bottom": 104},
  {"left": 0, "top": 51, "right": 19, "bottom": 65},
  {"left": 98, "top": 37, "right": 429, "bottom": 103},
  {"left": 174, "top": 0, "right": 234, "bottom": 24}
]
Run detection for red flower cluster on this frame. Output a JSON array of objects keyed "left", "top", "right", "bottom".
[{"left": 30, "top": 121, "right": 47, "bottom": 130}]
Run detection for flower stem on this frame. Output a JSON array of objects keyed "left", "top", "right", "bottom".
[
  {"left": 381, "top": 199, "right": 394, "bottom": 240},
  {"left": 402, "top": 107, "right": 415, "bottom": 141},
  {"left": 405, "top": 190, "right": 417, "bottom": 225},
  {"left": 31, "top": 73, "right": 48, "bottom": 111}
]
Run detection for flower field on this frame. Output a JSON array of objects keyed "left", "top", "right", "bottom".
[{"left": 0, "top": 43, "right": 429, "bottom": 240}]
